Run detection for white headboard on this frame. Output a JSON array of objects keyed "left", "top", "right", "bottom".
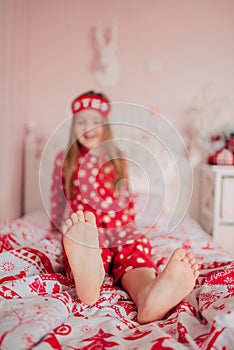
[
  {"left": 23, "top": 123, "right": 70, "bottom": 228},
  {"left": 23, "top": 127, "right": 47, "bottom": 215},
  {"left": 23, "top": 123, "right": 69, "bottom": 216}
]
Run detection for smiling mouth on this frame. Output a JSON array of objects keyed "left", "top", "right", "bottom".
[{"left": 84, "top": 134, "right": 98, "bottom": 140}]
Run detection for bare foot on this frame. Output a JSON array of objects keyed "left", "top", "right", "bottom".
[
  {"left": 62, "top": 210, "right": 105, "bottom": 305},
  {"left": 137, "top": 248, "right": 199, "bottom": 324}
]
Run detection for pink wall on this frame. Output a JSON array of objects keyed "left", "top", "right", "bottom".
[
  {"left": 27, "top": 0, "right": 234, "bottom": 131},
  {"left": 1, "top": 0, "right": 234, "bottom": 219},
  {"left": 0, "top": 0, "right": 30, "bottom": 219}
]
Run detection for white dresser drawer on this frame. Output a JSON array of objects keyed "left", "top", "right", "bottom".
[
  {"left": 221, "top": 177, "right": 234, "bottom": 220},
  {"left": 199, "top": 164, "right": 234, "bottom": 257}
]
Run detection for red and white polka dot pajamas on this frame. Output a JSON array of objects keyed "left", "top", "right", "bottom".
[{"left": 51, "top": 148, "right": 157, "bottom": 284}]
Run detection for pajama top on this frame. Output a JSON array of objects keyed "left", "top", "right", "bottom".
[{"left": 51, "top": 146, "right": 157, "bottom": 283}]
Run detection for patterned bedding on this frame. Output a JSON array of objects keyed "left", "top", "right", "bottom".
[{"left": 0, "top": 212, "right": 234, "bottom": 349}]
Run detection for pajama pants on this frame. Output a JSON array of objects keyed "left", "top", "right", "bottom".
[{"left": 63, "top": 233, "right": 157, "bottom": 285}]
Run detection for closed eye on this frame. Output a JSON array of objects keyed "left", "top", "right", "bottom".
[
  {"left": 75, "top": 120, "right": 85, "bottom": 125},
  {"left": 94, "top": 120, "right": 102, "bottom": 125}
]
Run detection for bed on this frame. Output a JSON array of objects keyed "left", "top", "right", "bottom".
[{"left": 0, "top": 119, "right": 234, "bottom": 349}]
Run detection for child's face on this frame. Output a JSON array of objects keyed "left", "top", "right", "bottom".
[{"left": 73, "top": 109, "right": 105, "bottom": 150}]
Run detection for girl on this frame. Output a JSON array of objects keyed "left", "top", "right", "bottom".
[{"left": 51, "top": 90, "right": 199, "bottom": 324}]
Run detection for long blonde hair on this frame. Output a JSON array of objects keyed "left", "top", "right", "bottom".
[{"left": 64, "top": 91, "right": 125, "bottom": 197}]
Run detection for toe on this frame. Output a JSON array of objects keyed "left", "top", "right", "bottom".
[
  {"left": 183, "top": 256, "right": 189, "bottom": 263},
  {"left": 192, "top": 263, "right": 199, "bottom": 271},
  {"left": 76, "top": 210, "right": 85, "bottom": 222},
  {"left": 188, "top": 257, "right": 196, "bottom": 265},
  {"left": 84, "top": 211, "right": 96, "bottom": 226},
  {"left": 171, "top": 248, "right": 186, "bottom": 261},
  {"left": 66, "top": 218, "right": 72, "bottom": 228},
  {"left": 71, "top": 212, "right": 79, "bottom": 224},
  {"left": 62, "top": 224, "right": 68, "bottom": 235},
  {"left": 183, "top": 252, "right": 196, "bottom": 264},
  {"left": 186, "top": 252, "right": 194, "bottom": 260}
]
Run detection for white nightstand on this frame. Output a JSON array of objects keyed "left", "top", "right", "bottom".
[{"left": 199, "top": 164, "right": 234, "bottom": 257}]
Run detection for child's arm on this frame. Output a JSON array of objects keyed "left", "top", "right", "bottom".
[
  {"left": 50, "top": 151, "right": 66, "bottom": 231},
  {"left": 96, "top": 160, "right": 135, "bottom": 228}
]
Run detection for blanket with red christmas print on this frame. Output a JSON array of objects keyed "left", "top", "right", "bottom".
[{"left": 0, "top": 216, "right": 233, "bottom": 350}]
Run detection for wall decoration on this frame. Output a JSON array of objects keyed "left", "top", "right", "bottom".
[{"left": 93, "top": 20, "right": 120, "bottom": 87}]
